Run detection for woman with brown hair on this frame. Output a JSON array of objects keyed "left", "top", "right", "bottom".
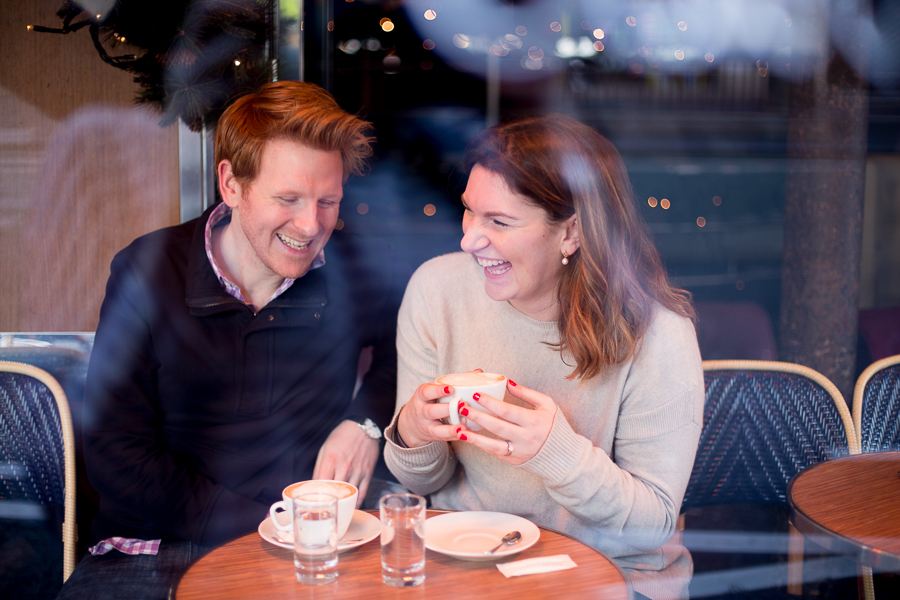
[{"left": 384, "top": 114, "right": 703, "bottom": 596}]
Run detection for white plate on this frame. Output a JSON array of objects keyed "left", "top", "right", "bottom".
[
  {"left": 258, "top": 509, "right": 381, "bottom": 552},
  {"left": 424, "top": 511, "right": 540, "bottom": 561}
]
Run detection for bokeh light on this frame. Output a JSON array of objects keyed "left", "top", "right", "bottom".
[
  {"left": 424, "top": 10, "right": 436, "bottom": 20},
  {"left": 423, "top": 39, "right": 435, "bottom": 50},
  {"left": 713, "top": 195, "right": 722, "bottom": 206},
  {"left": 423, "top": 204, "right": 436, "bottom": 216},
  {"left": 452, "top": 33, "right": 469, "bottom": 48},
  {"left": 357, "top": 203, "right": 369, "bottom": 215},
  {"left": 490, "top": 43, "right": 509, "bottom": 56},
  {"left": 626, "top": 16, "right": 637, "bottom": 27},
  {"left": 697, "top": 217, "right": 706, "bottom": 227},
  {"left": 648, "top": 197, "right": 658, "bottom": 208},
  {"left": 675, "top": 50, "right": 685, "bottom": 60},
  {"left": 380, "top": 18, "right": 394, "bottom": 32},
  {"left": 677, "top": 21, "right": 687, "bottom": 31},
  {"left": 593, "top": 28, "right": 604, "bottom": 40},
  {"left": 550, "top": 22, "right": 561, "bottom": 33},
  {"left": 516, "top": 25, "right": 527, "bottom": 36},
  {"left": 661, "top": 198, "right": 671, "bottom": 209}
]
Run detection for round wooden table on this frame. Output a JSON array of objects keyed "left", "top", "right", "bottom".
[
  {"left": 789, "top": 451, "right": 900, "bottom": 571},
  {"left": 175, "top": 511, "right": 631, "bottom": 599}
]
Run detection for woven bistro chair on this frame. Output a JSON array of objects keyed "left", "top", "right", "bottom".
[
  {"left": 852, "top": 353, "right": 900, "bottom": 453},
  {"left": 0, "top": 345, "right": 95, "bottom": 557},
  {"left": 682, "top": 360, "right": 859, "bottom": 598},
  {"left": 0, "top": 361, "right": 77, "bottom": 582},
  {"left": 850, "top": 354, "right": 900, "bottom": 600}
]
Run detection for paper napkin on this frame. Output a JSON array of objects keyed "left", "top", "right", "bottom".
[{"left": 496, "top": 554, "right": 578, "bottom": 578}]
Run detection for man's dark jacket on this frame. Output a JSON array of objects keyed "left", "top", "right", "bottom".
[{"left": 84, "top": 206, "right": 407, "bottom": 547}]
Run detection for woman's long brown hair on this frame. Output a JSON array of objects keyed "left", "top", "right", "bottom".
[{"left": 465, "top": 114, "right": 694, "bottom": 380}]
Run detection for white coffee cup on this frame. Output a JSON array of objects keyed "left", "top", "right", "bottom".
[
  {"left": 269, "top": 479, "right": 358, "bottom": 539},
  {"left": 434, "top": 372, "right": 507, "bottom": 431}
]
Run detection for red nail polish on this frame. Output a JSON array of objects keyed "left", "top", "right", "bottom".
[
  {"left": 444, "top": 386, "right": 450, "bottom": 394},
  {"left": 509, "top": 380, "right": 517, "bottom": 387},
  {"left": 459, "top": 434, "right": 467, "bottom": 441},
  {"left": 456, "top": 426, "right": 462, "bottom": 434},
  {"left": 461, "top": 408, "right": 469, "bottom": 416},
  {"left": 473, "top": 393, "right": 481, "bottom": 401}
]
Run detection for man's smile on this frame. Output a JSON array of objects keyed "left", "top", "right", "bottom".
[{"left": 277, "top": 233, "right": 311, "bottom": 251}]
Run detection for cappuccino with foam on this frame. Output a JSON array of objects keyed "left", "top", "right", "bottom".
[
  {"left": 434, "top": 372, "right": 507, "bottom": 430},
  {"left": 270, "top": 479, "right": 358, "bottom": 539},
  {"left": 435, "top": 372, "right": 505, "bottom": 387},
  {"left": 285, "top": 480, "right": 356, "bottom": 500}
]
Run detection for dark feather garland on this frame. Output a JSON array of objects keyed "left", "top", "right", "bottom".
[{"left": 35, "top": 1, "right": 275, "bottom": 131}]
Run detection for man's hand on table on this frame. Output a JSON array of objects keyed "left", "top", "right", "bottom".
[{"left": 313, "top": 419, "right": 379, "bottom": 507}]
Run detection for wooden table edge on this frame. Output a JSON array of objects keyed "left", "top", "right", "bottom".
[
  {"left": 788, "top": 454, "right": 900, "bottom": 572},
  {"left": 172, "top": 509, "right": 634, "bottom": 600}
]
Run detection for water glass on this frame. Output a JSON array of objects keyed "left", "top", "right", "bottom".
[
  {"left": 292, "top": 492, "right": 339, "bottom": 585},
  {"left": 380, "top": 493, "right": 426, "bottom": 587}
]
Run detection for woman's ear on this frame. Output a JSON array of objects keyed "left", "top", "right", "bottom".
[
  {"left": 561, "top": 214, "right": 581, "bottom": 256},
  {"left": 218, "top": 160, "right": 242, "bottom": 208}
]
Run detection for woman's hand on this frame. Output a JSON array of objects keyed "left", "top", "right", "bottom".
[
  {"left": 454, "top": 380, "right": 558, "bottom": 465},
  {"left": 396, "top": 382, "right": 464, "bottom": 448}
]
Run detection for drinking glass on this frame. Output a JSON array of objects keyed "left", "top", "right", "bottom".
[
  {"left": 380, "top": 493, "right": 426, "bottom": 587},
  {"left": 292, "top": 492, "right": 339, "bottom": 585}
]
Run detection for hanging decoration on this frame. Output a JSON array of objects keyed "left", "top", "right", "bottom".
[{"left": 31, "top": 1, "right": 275, "bottom": 131}]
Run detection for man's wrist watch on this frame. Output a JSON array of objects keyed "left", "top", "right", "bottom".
[{"left": 352, "top": 417, "right": 383, "bottom": 441}]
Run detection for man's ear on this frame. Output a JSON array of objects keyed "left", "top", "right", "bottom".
[
  {"left": 218, "top": 160, "right": 242, "bottom": 208},
  {"left": 561, "top": 213, "right": 581, "bottom": 257}
]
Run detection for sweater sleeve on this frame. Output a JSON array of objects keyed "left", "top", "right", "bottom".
[
  {"left": 84, "top": 250, "right": 268, "bottom": 546},
  {"left": 518, "top": 313, "right": 704, "bottom": 553},
  {"left": 383, "top": 264, "right": 457, "bottom": 494}
]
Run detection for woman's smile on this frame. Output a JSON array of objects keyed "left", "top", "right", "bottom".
[{"left": 475, "top": 255, "right": 511, "bottom": 276}]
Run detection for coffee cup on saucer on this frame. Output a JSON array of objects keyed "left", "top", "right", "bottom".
[{"left": 269, "top": 480, "right": 358, "bottom": 539}]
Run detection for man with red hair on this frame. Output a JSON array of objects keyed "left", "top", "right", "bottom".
[{"left": 58, "top": 81, "right": 406, "bottom": 599}]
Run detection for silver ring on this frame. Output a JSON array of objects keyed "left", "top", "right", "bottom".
[{"left": 504, "top": 440, "right": 513, "bottom": 457}]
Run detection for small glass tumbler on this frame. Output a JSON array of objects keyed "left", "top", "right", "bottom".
[
  {"left": 380, "top": 493, "right": 426, "bottom": 587},
  {"left": 292, "top": 492, "right": 339, "bottom": 585}
]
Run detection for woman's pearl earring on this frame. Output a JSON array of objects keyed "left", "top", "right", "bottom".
[{"left": 562, "top": 251, "right": 569, "bottom": 266}]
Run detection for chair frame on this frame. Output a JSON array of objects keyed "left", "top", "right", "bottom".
[
  {"left": 0, "top": 360, "right": 78, "bottom": 582},
  {"left": 697, "top": 360, "right": 863, "bottom": 598},
  {"left": 852, "top": 353, "right": 900, "bottom": 451}
]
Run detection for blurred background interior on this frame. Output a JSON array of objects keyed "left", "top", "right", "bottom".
[{"left": 2, "top": 1, "right": 900, "bottom": 598}]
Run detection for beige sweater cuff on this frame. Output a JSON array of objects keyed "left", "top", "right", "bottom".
[{"left": 518, "top": 409, "right": 595, "bottom": 484}]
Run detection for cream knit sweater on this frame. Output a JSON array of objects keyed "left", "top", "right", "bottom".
[{"left": 385, "top": 253, "right": 703, "bottom": 594}]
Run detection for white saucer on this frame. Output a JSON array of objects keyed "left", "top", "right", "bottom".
[
  {"left": 258, "top": 509, "right": 381, "bottom": 552},
  {"left": 424, "top": 511, "right": 540, "bottom": 561}
]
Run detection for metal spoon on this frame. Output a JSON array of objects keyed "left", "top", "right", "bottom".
[{"left": 484, "top": 531, "right": 522, "bottom": 555}]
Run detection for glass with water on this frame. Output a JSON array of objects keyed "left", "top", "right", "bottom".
[
  {"left": 380, "top": 493, "right": 426, "bottom": 587},
  {"left": 292, "top": 491, "right": 339, "bottom": 585}
]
